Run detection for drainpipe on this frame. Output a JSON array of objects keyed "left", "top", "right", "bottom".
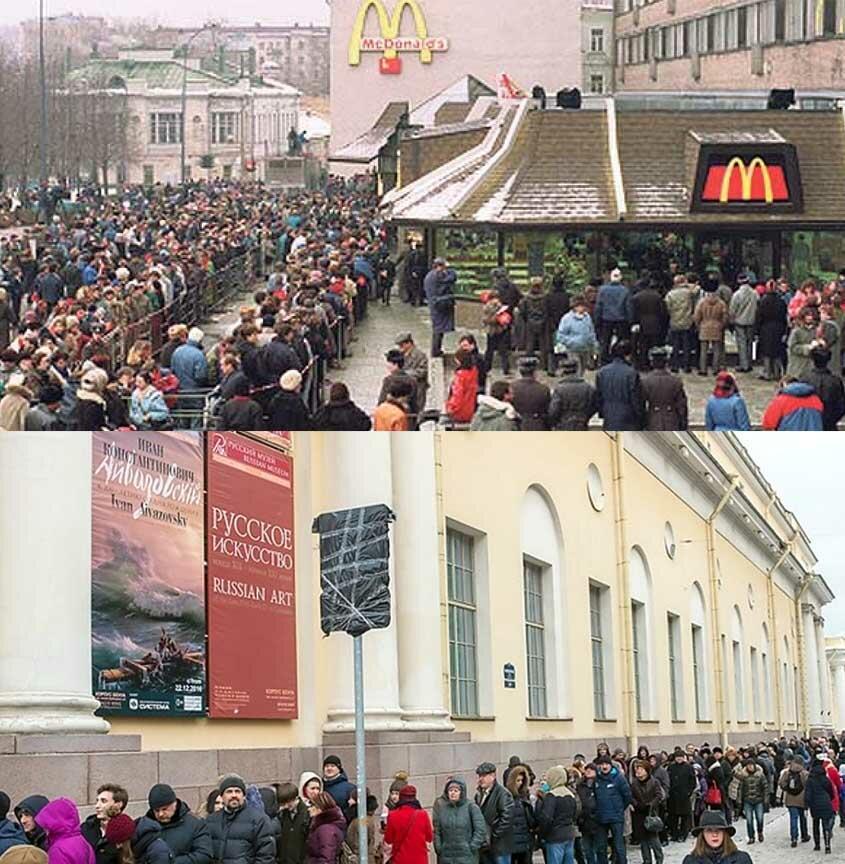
[
  {"left": 767, "top": 533, "right": 795, "bottom": 737},
  {"left": 433, "top": 431, "right": 451, "bottom": 714},
  {"left": 795, "top": 573, "right": 818, "bottom": 737},
  {"left": 611, "top": 433, "right": 636, "bottom": 755},
  {"left": 706, "top": 474, "right": 740, "bottom": 748}
]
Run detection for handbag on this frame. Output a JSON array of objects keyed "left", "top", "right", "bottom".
[
  {"left": 704, "top": 782, "right": 722, "bottom": 806},
  {"left": 644, "top": 814, "right": 664, "bottom": 834}
]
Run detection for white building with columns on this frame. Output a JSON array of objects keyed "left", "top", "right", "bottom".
[
  {"left": 0, "top": 431, "right": 836, "bottom": 814},
  {"left": 826, "top": 636, "right": 845, "bottom": 734}
]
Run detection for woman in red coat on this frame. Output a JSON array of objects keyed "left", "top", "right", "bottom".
[
  {"left": 384, "top": 786, "right": 433, "bottom": 864},
  {"left": 445, "top": 349, "right": 480, "bottom": 424},
  {"left": 306, "top": 792, "right": 346, "bottom": 864}
]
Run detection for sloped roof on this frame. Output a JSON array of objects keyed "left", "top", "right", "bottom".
[
  {"left": 331, "top": 102, "right": 408, "bottom": 163},
  {"left": 67, "top": 58, "right": 230, "bottom": 89}
]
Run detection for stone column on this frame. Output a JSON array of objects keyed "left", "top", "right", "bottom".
[
  {"left": 391, "top": 434, "right": 453, "bottom": 730},
  {"left": 815, "top": 616, "right": 832, "bottom": 728},
  {"left": 0, "top": 433, "right": 109, "bottom": 733},
  {"left": 829, "top": 654, "right": 845, "bottom": 733},
  {"left": 319, "top": 433, "right": 404, "bottom": 731},
  {"left": 802, "top": 603, "right": 821, "bottom": 730}
]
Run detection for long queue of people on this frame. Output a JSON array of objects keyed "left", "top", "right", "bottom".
[{"left": 2, "top": 737, "right": 844, "bottom": 864}]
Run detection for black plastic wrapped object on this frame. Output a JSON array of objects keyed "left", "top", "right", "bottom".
[{"left": 312, "top": 504, "right": 395, "bottom": 637}]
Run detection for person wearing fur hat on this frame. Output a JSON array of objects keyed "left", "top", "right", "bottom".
[
  {"left": 71, "top": 367, "right": 109, "bottom": 431},
  {"left": 547, "top": 356, "right": 598, "bottom": 430},
  {"left": 693, "top": 280, "right": 728, "bottom": 376},
  {"left": 206, "top": 777, "right": 275, "bottom": 864},
  {"left": 0, "top": 794, "right": 27, "bottom": 857},
  {"left": 12, "top": 796, "right": 50, "bottom": 850},
  {"left": 146, "top": 784, "right": 212, "bottom": 864},
  {"left": 23, "top": 380, "right": 65, "bottom": 431},
  {"left": 0, "top": 374, "right": 33, "bottom": 431},
  {"left": 268, "top": 370, "right": 311, "bottom": 431},
  {"left": 505, "top": 766, "right": 536, "bottom": 864},
  {"left": 305, "top": 794, "right": 345, "bottom": 864},
  {"left": 36, "top": 799, "right": 94, "bottom": 864},
  {"left": 384, "top": 787, "right": 432, "bottom": 864}
]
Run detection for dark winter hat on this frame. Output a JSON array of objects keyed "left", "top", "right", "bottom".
[
  {"left": 14, "top": 795, "right": 49, "bottom": 819},
  {"left": 0, "top": 791, "right": 9, "bottom": 820},
  {"left": 398, "top": 785, "right": 417, "bottom": 801},
  {"left": 560, "top": 357, "right": 579, "bottom": 374},
  {"left": 395, "top": 332, "right": 413, "bottom": 345},
  {"left": 104, "top": 813, "right": 136, "bottom": 845},
  {"left": 148, "top": 784, "right": 177, "bottom": 810},
  {"left": 219, "top": 775, "right": 247, "bottom": 795},
  {"left": 323, "top": 755, "right": 343, "bottom": 770},
  {"left": 476, "top": 762, "right": 497, "bottom": 776},
  {"left": 518, "top": 355, "right": 539, "bottom": 374},
  {"left": 594, "top": 755, "right": 611, "bottom": 766},
  {"left": 691, "top": 810, "right": 735, "bottom": 837},
  {"left": 39, "top": 384, "right": 64, "bottom": 405},
  {"left": 648, "top": 345, "right": 671, "bottom": 361}
]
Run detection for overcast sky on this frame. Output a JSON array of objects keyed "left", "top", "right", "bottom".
[
  {"left": 0, "top": 0, "right": 329, "bottom": 27},
  {"left": 736, "top": 433, "right": 845, "bottom": 635}
]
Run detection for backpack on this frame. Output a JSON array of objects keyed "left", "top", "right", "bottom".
[{"left": 786, "top": 771, "right": 804, "bottom": 796}]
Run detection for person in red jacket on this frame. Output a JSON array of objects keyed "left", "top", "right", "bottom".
[
  {"left": 445, "top": 349, "right": 479, "bottom": 425},
  {"left": 384, "top": 786, "right": 432, "bottom": 864}
]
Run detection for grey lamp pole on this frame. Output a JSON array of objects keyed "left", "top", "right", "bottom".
[
  {"left": 179, "top": 25, "right": 216, "bottom": 184},
  {"left": 38, "top": 0, "right": 48, "bottom": 184}
]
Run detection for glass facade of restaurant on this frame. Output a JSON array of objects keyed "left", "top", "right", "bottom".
[{"left": 427, "top": 225, "right": 845, "bottom": 295}]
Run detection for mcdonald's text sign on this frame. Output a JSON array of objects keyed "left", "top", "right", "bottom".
[
  {"left": 691, "top": 143, "right": 803, "bottom": 213},
  {"left": 349, "top": 0, "right": 449, "bottom": 73}
]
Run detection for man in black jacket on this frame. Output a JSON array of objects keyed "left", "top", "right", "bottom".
[
  {"left": 548, "top": 357, "right": 598, "bottom": 430},
  {"left": 81, "top": 784, "right": 129, "bottom": 864},
  {"left": 475, "top": 762, "right": 513, "bottom": 864},
  {"left": 802, "top": 347, "right": 845, "bottom": 431},
  {"left": 147, "top": 784, "right": 212, "bottom": 864},
  {"left": 275, "top": 783, "right": 309, "bottom": 864},
  {"left": 206, "top": 776, "right": 275, "bottom": 864}
]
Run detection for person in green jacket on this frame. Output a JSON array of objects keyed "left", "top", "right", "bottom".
[
  {"left": 433, "top": 779, "right": 487, "bottom": 864},
  {"left": 737, "top": 760, "right": 767, "bottom": 844},
  {"left": 469, "top": 381, "right": 519, "bottom": 432}
]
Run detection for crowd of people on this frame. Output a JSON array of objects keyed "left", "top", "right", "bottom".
[{"left": 2, "top": 736, "right": 845, "bottom": 864}]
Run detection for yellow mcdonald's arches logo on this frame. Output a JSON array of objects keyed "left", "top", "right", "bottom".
[
  {"left": 348, "top": 0, "right": 449, "bottom": 66},
  {"left": 719, "top": 157, "right": 774, "bottom": 204}
]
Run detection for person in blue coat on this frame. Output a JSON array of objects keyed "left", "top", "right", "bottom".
[
  {"left": 424, "top": 258, "right": 456, "bottom": 358},
  {"left": 594, "top": 757, "right": 632, "bottom": 864},
  {"left": 170, "top": 327, "right": 209, "bottom": 429},
  {"left": 0, "top": 791, "right": 27, "bottom": 856},
  {"left": 321, "top": 756, "right": 356, "bottom": 824},
  {"left": 594, "top": 268, "right": 632, "bottom": 364},
  {"left": 704, "top": 372, "right": 751, "bottom": 431},
  {"left": 596, "top": 340, "right": 645, "bottom": 431}
]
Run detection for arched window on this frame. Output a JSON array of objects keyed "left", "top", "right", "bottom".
[
  {"left": 732, "top": 605, "right": 746, "bottom": 721},
  {"left": 630, "top": 546, "right": 654, "bottom": 721},
  {"left": 690, "top": 581, "right": 709, "bottom": 721},
  {"left": 520, "top": 486, "right": 567, "bottom": 719}
]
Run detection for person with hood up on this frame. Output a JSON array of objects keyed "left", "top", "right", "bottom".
[
  {"left": 704, "top": 373, "right": 751, "bottom": 432},
  {"left": 305, "top": 794, "right": 345, "bottom": 864},
  {"left": 146, "top": 784, "right": 212, "bottom": 864},
  {"left": 535, "top": 766, "right": 577, "bottom": 864},
  {"left": 206, "top": 776, "right": 275, "bottom": 864},
  {"left": 433, "top": 779, "right": 486, "bottom": 864},
  {"left": 505, "top": 767, "right": 535, "bottom": 864},
  {"left": 803, "top": 758, "right": 836, "bottom": 853},
  {"left": 680, "top": 811, "right": 750, "bottom": 864},
  {"left": 0, "top": 794, "right": 27, "bottom": 857},
  {"left": 778, "top": 756, "right": 810, "bottom": 846},
  {"left": 322, "top": 757, "right": 356, "bottom": 824},
  {"left": 475, "top": 763, "right": 513, "bottom": 864},
  {"left": 630, "top": 761, "right": 664, "bottom": 864},
  {"left": 547, "top": 357, "right": 598, "bottom": 431},
  {"left": 34, "top": 798, "right": 94, "bottom": 864},
  {"left": 469, "top": 381, "right": 519, "bottom": 432},
  {"left": 0, "top": 374, "right": 33, "bottom": 431},
  {"left": 298, "top": 775, "right": 323, "bottom": 811},
  {"left": 555, "top": 296, "right": 598, "bottom": 377},
  {"left": 761, "top": 378, "right": 823, "bottom": 431},
  {"left": 594, "top": 756, "right": 631, "bottom": 864},
  {"left": 273, "top": 783, "right": 309, "bottom": 864},
  {"left": 13, "top": 796, "right": 49, "bottom": 850},
  {"left": 384, "top": 787, "right": 431, "bottom": 864}
]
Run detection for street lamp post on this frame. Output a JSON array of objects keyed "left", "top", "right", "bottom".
[
  {"left": 179, "top": 24, "right": 217, "bottom": 185},
  {"left": 38, "top": 0, "right": 48, "bottom": 184}
]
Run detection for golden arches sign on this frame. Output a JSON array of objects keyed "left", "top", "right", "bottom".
[
  {"left": 348, "top": 0, "right": 448, "bottom": 66},
  {"left": 719, "top": 157, "right": 774, "bottom": 204}
]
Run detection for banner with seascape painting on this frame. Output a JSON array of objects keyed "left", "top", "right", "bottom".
[{"left": 91, "top": 432, "right": 205, "bottom": 716}]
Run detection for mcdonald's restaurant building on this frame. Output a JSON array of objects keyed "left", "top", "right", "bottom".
[
  {"left": 0, "top": 431, "right": 836, "bottom": 816},
  {"left": 382, "top": 98, "right": 845, "bottom": 300}
]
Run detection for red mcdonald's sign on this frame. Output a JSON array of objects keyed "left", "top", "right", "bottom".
[{"left": 702, "top": 157, "right": 789, "bottom": 203}]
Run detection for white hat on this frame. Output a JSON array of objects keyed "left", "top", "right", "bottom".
[
  {"left": 610, "top": 268, "right": 623, "bottom": 282},
  {"left": 280, "top": 369, "right": 303, "bottom": 392},
  {"left": 116, "top": 267, "right": 130, "bottom": 282},
  {"left": 188, "top": 327, "right": 204, "bottom": 343}
]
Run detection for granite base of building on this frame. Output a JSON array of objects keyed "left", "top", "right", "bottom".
[{"left": 0, "top": 728, "right": 803, "bottom": 815}]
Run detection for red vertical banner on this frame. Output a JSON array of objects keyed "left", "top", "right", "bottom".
[{"left": 206, "top": 433, "right": 298, "bottom": 718}]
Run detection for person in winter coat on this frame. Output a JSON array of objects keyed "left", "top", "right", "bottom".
[
  {"left": 129, "top": 372, "right": 171, "bottom": 430},
  {"left": 640, "top": 346, "right": 688, "bottom": 431},
  {"left": 802, "top": 347, "right": 845, "bottom": 431},
  {"left": 737, "top": 760, "right": 766, "bottom": 844},
  {"left": 803, "top": 759, "right": 836, "bottom": 853},
  {"left": 555, "top": 297, "right": 598, "bottom": 377},
  {"left": 0, "top": 288, "right": 14, "bottom": 351},
  {"left": 0, "top": 846, "right": 48, "bottom": 864},
  {"left": 664, "top": 275, "right": 697, "bottom": 373},
  {"left": 596, "top": 341, "right": 645, "bottom": 431},
  {"left": 519, "top": 278, "right": 551, "bottom": 372},
  {"left": 576, "top": 766, "right": 601, "bottom": 864},
  {"left": 787, "top": 308, "right": 819, "bottom": 380},
  {"left": 475, "top": 763, "right": 513, "bottom": 864},
  {"left": 433, "top": 779, "right": 486, "bottom": 864},
  {"left": 630, "top": 762, "right": 664, "bottom": 864},
  {"left": 424, "top": 259, "right": 457, "bottom": 358},
  {"left": 377, "top": 350, "right": 420, "bottom": 424},
  {"left": 505, "top": 767, "right": 535, "bottom": 864},
  {"left": 482, "top": 290, "right": 514, "bottom": 378},
  {"left": 72, "top": 367, "right": 110, "bottom": 431},
  {"left": 705, "top": 373, "right": 751, "bottom": 432},
  {"left": 298, "top": 776, "right": 323, "bottom": 811},
  {"left": 13, "top": 796, "right": 49, "bottom": 850},
  {"left": 594, "top": 756, "right": 631, "bottom": 864},
  {"left": 383, "top": 787, "right": 431, "bottom": 864},
  {"left": 206, "top": 776, "right": 275, "bottom": 864},
  {"left": 681, "top": 811, "right": 750, "bottom": 864},
  {"left": 396, "top": 333, "right": 429, "bottom": 415},
  {"left": 274, "top": 784, "right": 309, "bottom": 864},
  {"left": 0, "top": 794, "right": 27, "bottom": 858},
  {"left": 24, "top": 384, "right": 66, "bottom": 431},
  {"left": 322, "top": 757, "right": 356, "bottom": 825},
  {"left": 170, "top": 327, "right": 208, "bottom": 392},
  {"left": 117, "top": 816, "right": 171, "bottom": 864},
  {"left": 778, "top": 756, "right": 810, "bottom": 846},
  {"left": 469, "top": 382, "right": 519, "bottom": 432},
  {"left": 268, "top": 370, "right": 311, "bottom": 431},
  {"left": 630, "top": 280, "right": 668, "bottom": 370},
  {"left": 535, "top": 766, "right": 577, "bottom": 864},
  {"left": 755, "top": 283, "right": 788, "bottom": 381},
  {"left": 547, "top": 357, "right": 598, "bottom": 430},
  {"left": 218, "top": 376, "right": 264, "bottom": 431},
  {"left": 33, "top": 800, "right": 92, "bottom": 864},
  {"left": 373, "top": 379, "right": 412, "bottom": 432},
  {"left": 729, "top": 276, "right": 759, "bottom": 372},
  {"left": 345, "top": 795, "right": 381, "bottom": 864},
  {"left": 312, "top": 383, "right": 372, "bottom": 431},
  {"left": 545, "top": 275, "right": 571, "bottom": 374},
  {"left": 594, "top": 268, "right": 632, "bottom": 365},
  {"left": 0, "top": 374, "right": 33, "bottom": 431},
  {"left": 694, "top": 283, "right": 728, "bottom": 375},
  {"left": 510, "top": 356, "right": 550, "bottom": 431},
  {"left": 761, "top": 379, "right": 824, "bottom": 431},
  {"left": 146, "top": 785, "right": 212, "bottom": 864},
  {"left": 445, "top": 349, "right": 480, "bottom": 425},
  {"left": 666, "top": 752, "right": 696, "bottom": 843}
]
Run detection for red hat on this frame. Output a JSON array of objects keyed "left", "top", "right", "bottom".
[
  {"left": 104, "top": 814, "right": 135, "bottom": 845},
  {"left": 398, "top": 785, "right": 417, "bottom": 801}
]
